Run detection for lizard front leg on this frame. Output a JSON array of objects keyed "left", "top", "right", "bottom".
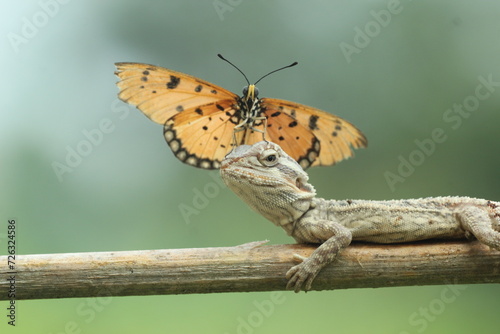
[
  {"left": 458, "top": 205, "right": 500, "bottom": 250},
  {"left": 286, "top": 221, "right": 352, "bottom": 292}
]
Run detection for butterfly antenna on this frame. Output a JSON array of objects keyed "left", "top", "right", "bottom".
[
  {"left": 218, "top": 54, "right": 250, "bottom": 86},
  {"left": 254, "top": 61, "right": 298, "bottom": 85}
]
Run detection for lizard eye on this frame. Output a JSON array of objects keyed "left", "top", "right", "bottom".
[
  {"left": 259, "top": 149, "right": 279, "bottom": 167},
  {"left": 266, "top": 154, "right": 276, "bottom": 162}
]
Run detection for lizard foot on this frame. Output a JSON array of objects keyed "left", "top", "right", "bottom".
[{"left": 285, "top": 256, "right": 322, "bottom": 293}]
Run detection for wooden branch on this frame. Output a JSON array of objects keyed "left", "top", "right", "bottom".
[{"left": 1, "top": 240, "right": 499, "bottom": 300}]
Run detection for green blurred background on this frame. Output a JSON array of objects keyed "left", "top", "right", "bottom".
[{"left": 2, "top": 0, "right": 500, "bottom": 333}]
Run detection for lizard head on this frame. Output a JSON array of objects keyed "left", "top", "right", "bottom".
[{"left": 220, "top": 141, "right": 316, "bottom": 228}]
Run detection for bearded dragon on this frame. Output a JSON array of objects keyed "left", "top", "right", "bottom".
[{"left": 220, "top": 141, "right": 500, "bottom": 292}]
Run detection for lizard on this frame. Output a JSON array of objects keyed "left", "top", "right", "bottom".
[{"left": 219, "top": 140, "right": 500, "bottom": 292}]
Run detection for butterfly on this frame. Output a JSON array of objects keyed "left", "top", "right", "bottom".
[{"left": 115, "top": 55, "right": 367, "bottom": 169}]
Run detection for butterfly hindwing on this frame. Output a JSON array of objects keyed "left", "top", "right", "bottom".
[
  {"left": 261, "top": 98, "right": 367, "bottom": 167},
  {"left": 244, "top": 103, "right": 320, "bottom": 169},
  {"left": 115, "top": 62, "right": 238, "bottom": 124},
  {"left": 164, "top": 99, "right": 242, "bottom": 169}
]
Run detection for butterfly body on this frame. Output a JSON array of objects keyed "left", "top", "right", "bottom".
[{"left": 115, "top": 62, "right": 367, "bottom": 169}]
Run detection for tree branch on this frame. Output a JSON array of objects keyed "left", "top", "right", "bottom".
[{"left": 1, "top": 240, "right": 499, "bottom": 300}]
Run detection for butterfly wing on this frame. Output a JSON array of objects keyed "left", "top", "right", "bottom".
[
  {"left": 115, "top": 62, "right": 245, "bottom": 169},
  {"left": 164, "top": 99, "right": 244, "bottom": 169},
  {"left": 261, "top": 98, "right": 367, "bottom": 167},
  {"left": 239, "top": 103, "right": 320, "bottom": 169},
  {"left": 115, "top": 62, "right": 366, "bottom": 170},
  {"left": 115, "top": 62, "right": 239, "bottom": 124}
]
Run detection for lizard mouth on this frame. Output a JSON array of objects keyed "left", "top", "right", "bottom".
[
  {"left": 295, "top": 172, "right": 316, "bottom": 194},
  {"left": 295, "top": 176, "right": 311, "bottom": 192}
]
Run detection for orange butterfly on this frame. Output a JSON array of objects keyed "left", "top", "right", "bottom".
[{"left": 115, "top": 55, "right": 367, "bottom": 169}]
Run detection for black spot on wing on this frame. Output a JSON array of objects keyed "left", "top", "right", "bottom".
[
  {"left": 195, "top": 108, "right": 203, "bottom": 115},
  {"left": 195, "top": 85, "right": 202, "bottom": 92},
  {"left": 166, "top": 75, "right": 180, "bottom": 89},
  {"left": 309, "top": 115, "right": 319, "bottom": 130}
]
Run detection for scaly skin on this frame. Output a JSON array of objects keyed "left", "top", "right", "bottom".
[{"left": 220, "top": 141, "right": 500, "bottom": 292}]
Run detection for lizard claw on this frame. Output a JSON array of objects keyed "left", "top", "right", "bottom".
[
  {"left": 292, "top": 253, "right": 308, "bottom": 262},
  {"left": 285, "top": 258, "right": 321, "bottom": 293}
]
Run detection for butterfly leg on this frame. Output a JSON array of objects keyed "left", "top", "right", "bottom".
[
  {"left": 242, "top": 115, "right": 268, "bottom": 144},
  {"left": 227, "top": 119, "right": 251, "bottom": 156},
  {"left": 231, "top": 121, "right": 248, "bottom": 147},
  {"left": 253, "top": 116, "right": 268, "bottom": 142}
]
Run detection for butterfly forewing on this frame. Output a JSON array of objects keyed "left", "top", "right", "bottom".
[
  {"left": 261, "top": 98, "right": 367, "bottom": 167},
  {"left": 115, "top": 62, "right": 238, "bottom": 124}
]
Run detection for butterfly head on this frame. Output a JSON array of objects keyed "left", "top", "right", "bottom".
[{"left": 242, "top": 84, "right": 259, "bottom": 101}]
